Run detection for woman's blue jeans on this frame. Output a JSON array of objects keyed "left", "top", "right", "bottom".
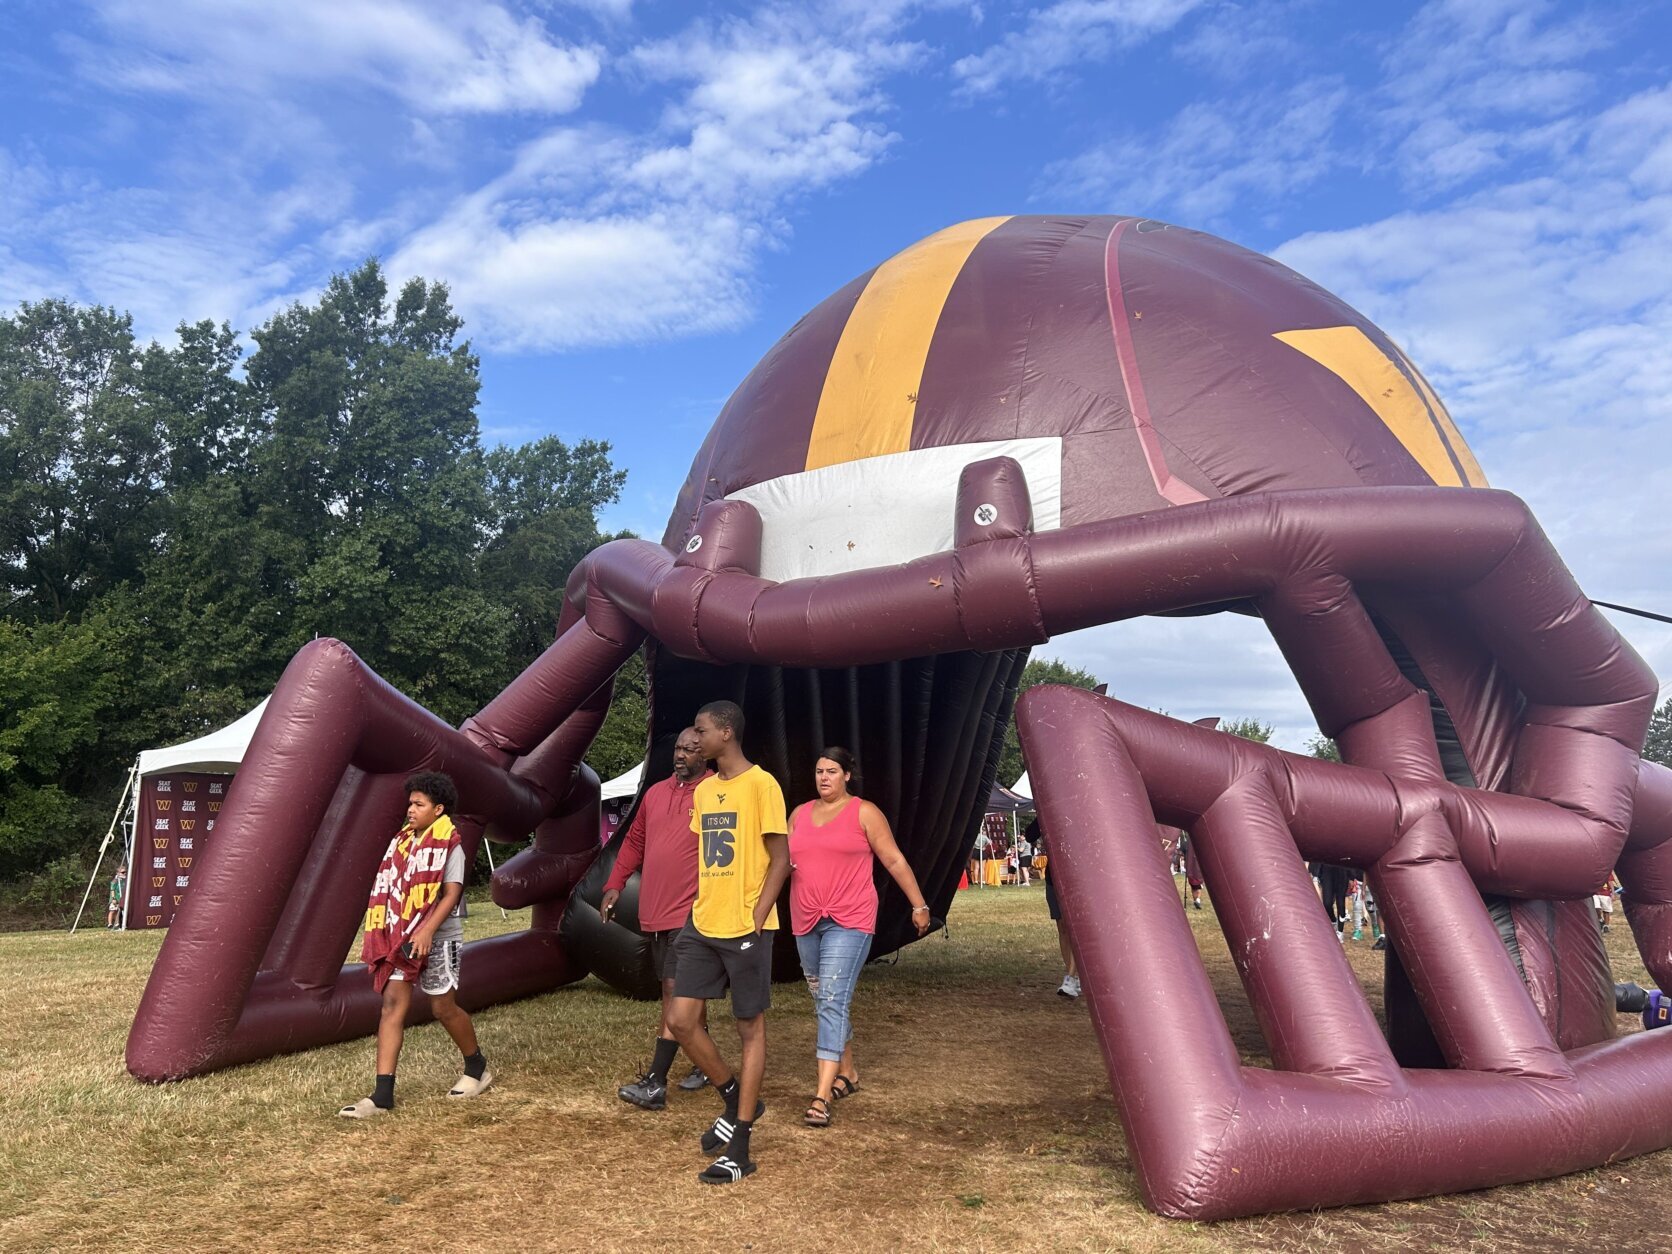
[{"left": 795, "top": 918, "right": 874, "bottom": 1063}]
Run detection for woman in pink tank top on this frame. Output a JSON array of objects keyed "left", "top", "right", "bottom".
[{"left": 789, "top": 746, "right": 931, "bottom": 1128}]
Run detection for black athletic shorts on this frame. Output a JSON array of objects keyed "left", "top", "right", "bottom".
[
  {"left": 673, "top": 921, "right": 773, "bottom": 1019},
  {"left": 1045, "top": 871, "right": 1063, "bottom": 922},
  {"left": 649, "top": 927, "right": 682, "bottom": 982}
]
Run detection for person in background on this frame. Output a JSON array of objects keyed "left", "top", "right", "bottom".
[
  {"left": 1594, "top": 872, "right": 1617, "bottom": 933},
  {"left": 788, "top": 747, "right": 931, "bottom": 1128},
  {"left": 1184, "top": 833, "right": 1205, "bottom": 911},
  {"left": 106, "top": 863, "right": 126, "bottom": 929},
  {"left": 1314, "top": 863, "right": 1352, "bottom": 942},
  {"left": 1029, "top": 817, "right": 1079, "bottom": 999},
  {"left": 605, "top": 727, "right": 714, "bottom": 1109},
  {"left": 1014, "top": 830, "right": 1033, "bottom": 886}
]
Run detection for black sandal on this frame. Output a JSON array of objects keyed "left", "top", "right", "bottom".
[
  {"left": 804, "top": 1096, "right": 832, "bottom": 1127},
  {"left": 830, "top": 1074, "right": 860, "bottom": 1100}
]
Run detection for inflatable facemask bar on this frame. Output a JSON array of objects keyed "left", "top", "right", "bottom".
[{"left": 127, "top": 217, "right": 1672, "bottom": 1220}]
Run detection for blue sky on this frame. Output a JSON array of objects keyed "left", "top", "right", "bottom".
[{"left": 2, "top": 0, "right": 1670, "bottom": 751}]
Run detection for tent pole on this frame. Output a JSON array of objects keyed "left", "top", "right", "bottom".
[
  {"left": 480, "top": 838, "right": 509, "bottom": 920},
  {"left": 70, "top": 761, "right": 138, "bottom": 934}
]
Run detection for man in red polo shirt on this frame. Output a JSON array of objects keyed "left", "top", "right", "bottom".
[{"left": 603, "top": 727, "right": 714, "bottom": 1109}]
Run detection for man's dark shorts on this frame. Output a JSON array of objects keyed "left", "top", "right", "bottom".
[
  {"left": 649, "top": 927, "right": 683, "bottom": 982},
  {"left": 1045, "top": 872, "right": 1063, "bottom": 922},
  {"left": 673, "top": 921, "right": 773, "bottom": 1019}
]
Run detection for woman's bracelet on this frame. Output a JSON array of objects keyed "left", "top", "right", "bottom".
[{"left": 911, "top": 904, "right": 929, "bottom": 913}]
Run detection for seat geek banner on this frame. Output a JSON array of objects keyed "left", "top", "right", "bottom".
[{"left": 126, "top": 772, "right": 229, "bottom": 930}]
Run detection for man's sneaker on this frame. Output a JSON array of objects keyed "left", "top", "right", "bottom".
[
  {"left": 337, "top": 1097, "right": 388, "bottom": 1119},
  {"left": 1057, "top": 974, "right": 1081, "bottom": 999},
  {"left": 697, "top": 1153, "right": 757, "bottom": 1184},
  {"left": 678, "top": 1066, "right": 709, "bottom": 1092},
  {"left": 701, "top": 1101, "right": 765, "bottom": 1153},
  {"left": 617, "top": 1073, "right": 668, "bottom": 1111}
]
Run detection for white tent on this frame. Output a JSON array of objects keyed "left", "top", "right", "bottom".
[
  {"left": 1010, "top": 771, "right": 1031, "bottom": 800},
  {"left": 73, "top": 699, "right": 269, "bottom": 933},
  {"left": 600, "top": 761, "right": 643, "bottom": 801},
  {"left": 138, "top": 699, "right": 269, "bottom": 777}
]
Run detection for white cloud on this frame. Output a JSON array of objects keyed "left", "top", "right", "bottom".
[
  {"left": 951, "top": 0, "right": 1206, "bottom": 95},
  {"left": 1037, "top": 78, "right": 1348, "bottom": 222},
  {"left": 74, "top": 0, "right": 602, "bottom": 116},
  {"left": 1372, "top": 0, "right": 1608, "bottom": 193},
  {"left": 387, "top": 10, "right": 918, "bottom": 350}
]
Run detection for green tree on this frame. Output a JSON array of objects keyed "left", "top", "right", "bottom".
[
  {"left": 0, "top": 614, "right": 123, "bottom": 879},
  {"left": 999, "top": 656, "right": 1103, "bottom": 787},
  {"left": 0, "top": 268, "right": 634, "bottom": 901},
  {"left": 1643, "top": 698, "right": 1672, "bottom": 769},
  {"left": 0, "top": 301, "right": 162, "bottom": 621},
  {"left": 1221, "top": 717, "right": 1274, "bottom": 743},
  {"left": 481, "top": 436, "right": 628, "bottom": 671},
  {"left": 235, "top": 261, "right": 511, "bottom": 722},
  {"left": 1307, "top": 733, "right": 1341, "bottom": 761}
]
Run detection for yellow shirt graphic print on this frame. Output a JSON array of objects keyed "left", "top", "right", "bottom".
[{"left": 690, "top": 765, "right": 787, "bottom": 939}]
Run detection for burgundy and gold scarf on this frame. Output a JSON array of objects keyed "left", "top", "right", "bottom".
[{"left": 361, "top": 814, "right": 460, "bottom": 991}]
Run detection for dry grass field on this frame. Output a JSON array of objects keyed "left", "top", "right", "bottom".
[{"left": 2, "top": 886, "right": 1669, "bottom": 1253}]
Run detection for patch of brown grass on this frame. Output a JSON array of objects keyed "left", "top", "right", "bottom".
[{"left": 1, "top": 886, "right": 1668, "bottom": 1253}]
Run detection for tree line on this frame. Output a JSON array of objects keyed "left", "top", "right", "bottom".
[{"left": 0, "top": 261, "right": 644, "bottom": 915}]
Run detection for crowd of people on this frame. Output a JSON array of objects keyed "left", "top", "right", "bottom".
[
  {"left": 339, "top": 718, "right": 1427, "bottom": 1177},
  {"left": 338, "top": 699, "right": 933, "bottom": 1185}
]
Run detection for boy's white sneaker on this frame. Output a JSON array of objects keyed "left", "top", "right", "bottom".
[
  {"left": 449, "top": 1070, "right": 493, "bottom": 1098},
  {"left": 1057, "top": 975, "right": 1081, "bottom": 999},
  {"left": 337, "top": 1097, "right": 388, "bottom": 1118}
]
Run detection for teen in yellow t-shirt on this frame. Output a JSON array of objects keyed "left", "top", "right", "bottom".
[
  {"left": 691, "top": 764, "right": 787, "bottom": 938},
  {"left": 667, "top": 700, "right": 791, "bottom": 1186}
]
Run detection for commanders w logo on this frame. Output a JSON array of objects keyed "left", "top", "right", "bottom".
[
  {"left": 156, "top": 800, "right": 171, "bottom": 812},
  {"left": 154, "top": 838, "right": 168, "bottom": 850}
]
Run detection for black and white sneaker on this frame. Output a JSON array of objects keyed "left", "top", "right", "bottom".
[
  {"left": 678, "top": 1066, "right": 709, "bottom": 1092},
  {"left": 697, "top": 1153, "right": 757, "bottom": 1184},
  {"left": 700, "top": 1101, "right": 765, "bottom": 1153},
  {"left": 617, "top": 1072, "right": 668, "bottom": 1111}
]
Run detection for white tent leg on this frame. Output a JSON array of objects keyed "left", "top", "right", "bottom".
[{"left": 70, "top": 761, "right": 138, "bottom": 934}]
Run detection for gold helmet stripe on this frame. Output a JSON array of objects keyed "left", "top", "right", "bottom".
[
  {"left": 805, "top": 216, "right": 1011, "bottom": 472},
  {"left": 1273, "top": 325, "right": 1482, "bottom": 488}
]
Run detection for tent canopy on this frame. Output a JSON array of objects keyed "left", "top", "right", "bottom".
[
  {"left": 1011, "top": 771, "right": 1031, "bottom": 800},
  {"left": 600, "top": 761, "right": 643, "bottom": 801},
  {"left": 987, "top": 782, "right": 1033, "bottom": 813},
  {"left": 137, "top": 700, "right": 268, "bottom": 777}
]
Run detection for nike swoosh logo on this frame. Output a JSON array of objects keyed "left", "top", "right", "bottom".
[{"left": 740, "top": 941, "right": 753, "bottom": 950}]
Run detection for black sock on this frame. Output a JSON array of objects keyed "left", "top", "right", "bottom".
[
  {"left": 718, "top": 1076, "right": 740, "bottom": 1116},
  {"left": 373, "top": 1073, "right": 395, "bottom": 1109},
  {"left": 649, "top": 1037, "right": 679, "bottom": 1084},
  {"left": 727, "top": 1119, "right": 753, "bottom": 1161},
  {"left": 463, "top": 1050, "right": 487, "bottom": 1081}
]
